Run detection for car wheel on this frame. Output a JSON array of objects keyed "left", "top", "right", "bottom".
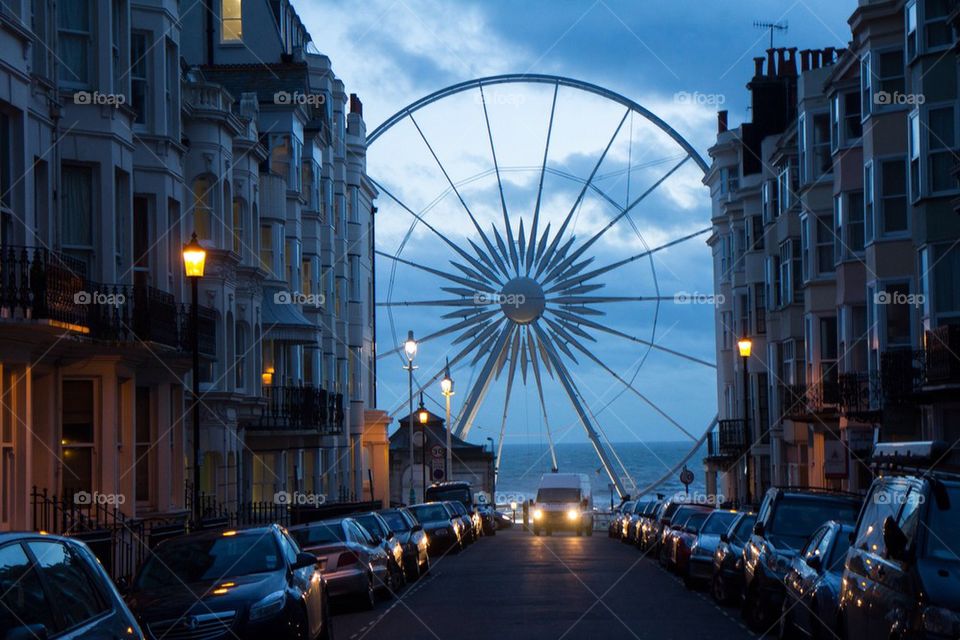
[
  {"left": 779, "top": 598, "right": 798, "bottom": 640},
  {"left": 743, "top": 583, "right": 768, "bottom": 633},
  {"left": 360, "top": 573, "right": 376, "bottom": 610},
  {"left": 318, "top": 593, "right": 334, "bottom": 640},
  {"left": 711, "top": 573, "right": 728, "bottom": 605},
  {"left": 422, "top": 555, "right": 430, "bottom": 576},
  {"left": 406, "top": 558, "right": 420, "bottom": 582}
]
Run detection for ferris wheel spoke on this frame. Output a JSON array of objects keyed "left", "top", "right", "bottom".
[
  {"left": 479, "top": 83, "right": 520, "bottom": 273},
  {"left": 533, "top": 222, "right": 551, "bottom": 267},
  {"left": 545, "top": 226, "right": 712, "bottom": 294},
  {"left": 370, "top": 177, "right": 503, "bottom": 284},
  {"left": 528, "top": 81, "right": 559, "bottom": 274},
  {"left": 375, "top": 250, "right": 495, "bottom": 292},
  {"left": 491, "top": 225, "right": 512, "bottom": 272},
  {"left": 376, "top": 309, "right": 500, "bottom": 361},
  {"left": 548, "top": 295, "right": 674, "bottom": 304},
  {"left": 541, "top": 155, "right": 691, "bottom": 285},
  {"left": 453, "top": 325, "right": 514, "bottom": 439},
  {"left": 496, "top": 328, "right": 520, "bottom": 379},
  {"left": 535, "top": 107, "right": 631, "bottom": 278},
  {"left": 493, "top": 338, "right": 519, "bottom": 479},
  {"left": 377, "top": 298, "right": 483, "bottom": 307},
  {"left": 530, "top": 353, "right": 559, "bottom": 472},
  {"left": 544, "top": 316, "right": 597, "bottom": 344},
  {"left": 531, "top": 322, "right": 626, "bottom": 497},
  {"left": 407, "top": 111, "right": 512, "bottom": 278}
]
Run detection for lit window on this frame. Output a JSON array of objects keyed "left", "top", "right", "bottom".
[{"left": 221, "top": 0, "right": 242, "bottom": 42}]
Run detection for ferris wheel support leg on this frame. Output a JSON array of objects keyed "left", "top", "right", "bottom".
[
  {"left": 453, "top": 327, "right": 513, "bottom": 440},
  {"left": 493, "top": 356, "right": 517, "bottom": 483},
  {"left": 533, "top": 325, "right": 626, "bottom": 498}
]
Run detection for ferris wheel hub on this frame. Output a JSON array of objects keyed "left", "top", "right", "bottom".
[{"left": 500, "top": 276, "right": 545, "bottom": 324}]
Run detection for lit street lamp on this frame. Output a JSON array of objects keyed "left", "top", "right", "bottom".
[
  {"left": 440, "top": 360, "right": 454, "bottom": 482},
  {"left": 182, "top": 233, "right": 206, "bottom": 523},
  {"left": 418, "top": 394, "right": 428, "bottom": 501},
  {"left": 403, "top": 330, "right": 418, "bottom": 505},
  {"left": 737, "top": 337, "right": 752, "bottom": 507}
]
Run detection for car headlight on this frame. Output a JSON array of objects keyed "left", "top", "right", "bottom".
[
  {"left": 249, "top": 590, "right": 285, "bottom": 621},
  {"left": 566, "top": 509, "right": 579, "bottom": 521},
  {"left": 923, "top": 606, "right": 960, "bottom": 636},
  {"left": 533, "top": 509, "right": 543, "bottom": 520}
]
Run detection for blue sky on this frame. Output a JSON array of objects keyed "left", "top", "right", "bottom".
[{"left": 293, "top": 0, "right": 856, "bottom": 448}]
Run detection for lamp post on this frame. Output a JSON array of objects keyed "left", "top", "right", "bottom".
[
  {"left": 182, "top": 232, "right": 207, "bottom": 523},
  {"left": 403, "top": 330, "right": 418, "bottom": 505},
  {"left": 440, "top": 360, "right": 454, "bottom": 483},
  {"left": 418, "top": 394, "right": 428, "bottom": 501},
  {"left": 737, "top": 337, "right": 753, "bottom": 507}
]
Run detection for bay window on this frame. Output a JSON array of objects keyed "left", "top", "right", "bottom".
[
  {"left": 880, "top": 158, "right": 908, "bottom": 234},
  {"left": 58, "top": 0, "right": 92, "bottom": 85}
]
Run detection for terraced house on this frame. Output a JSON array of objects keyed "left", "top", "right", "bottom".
[
  {"left": 0, "top": 0, "right": 388, "bottom": 552},
  {"left": 704, "top": 0, "right": 960, "bottom": 504}
]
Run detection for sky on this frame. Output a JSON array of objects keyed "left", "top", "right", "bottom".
[{"left": 292, "top": 0, "right": 857, "bottom": 451}]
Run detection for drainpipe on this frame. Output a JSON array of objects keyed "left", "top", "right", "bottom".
[{"left": 205, "top": 3, "right": 214, "bottom": 65}]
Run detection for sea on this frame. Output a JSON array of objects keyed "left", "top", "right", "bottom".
[{"left": 493, "top": 441, "right": 708, "bottom": 508}]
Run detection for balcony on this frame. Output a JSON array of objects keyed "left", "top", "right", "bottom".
[
  {"left": 706, "top": 419, "right": 747, "bottom": 461},
  {"left": 879, "top": 349, "right": 924, "bottom": 406},
  {"left": 837, "top": 372, "right": 881, "bottom": 422},
  {"left": 923, "top": 325, "right": 960, "bottom": 386},
  {"left": 0, "top": 245, "right": 215, "bottom": 356},
  {"left": 780, "top": 381, "right": 839, "bottom": 421},
  {"left": 251, "top": 385, "right": 344, "bottom": 434}
]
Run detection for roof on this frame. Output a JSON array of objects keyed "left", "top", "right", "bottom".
[
  {"left": 261, "top": 286, "right": 320, "bottom": 344},
  {"left": 200, "top": 63, "right": 312, "bottom": 107},
  {"left": 389, "top": 422, "right": 492, "bottom": 458}
]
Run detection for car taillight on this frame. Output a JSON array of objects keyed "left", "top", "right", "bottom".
[{"left": 338, "top": 551, "right": 361, "bottom": 567}]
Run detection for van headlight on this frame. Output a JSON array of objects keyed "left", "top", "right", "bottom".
[
  {"left": 533, "top": 509, "right": 543, "bottom": 520},
  {"left": 566, "top": 509, "right": 579, "bottom": 521},
  {"left": 249, "top": 590, "right": 285, "bottom": 621}
]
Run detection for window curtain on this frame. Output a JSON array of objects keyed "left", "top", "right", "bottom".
[{"left": 61, "top": 166, "right": 92, "bottom": 247}]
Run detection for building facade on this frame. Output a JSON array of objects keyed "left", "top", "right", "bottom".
[
  {"left": 0, "top": 0, "right": 383, "bottom": 535},
  {"left": 704, "top": 0, "right": 960, "bottom": 504}
]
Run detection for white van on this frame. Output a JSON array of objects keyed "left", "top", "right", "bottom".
[{"left": 530, "top": 473, "right": 593, "bottom": 536}]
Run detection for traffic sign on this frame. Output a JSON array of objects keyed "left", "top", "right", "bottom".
[
  {"left": 432, "top": 467, "right": 445, "bottom": 481},
  {"left": 431, "top": 444, "right": 444, "bottom": 459},
  {"left": 679, "top": 466, "right": 694, "bottom": 486}
]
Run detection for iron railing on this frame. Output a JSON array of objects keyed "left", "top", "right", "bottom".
[
  {"left": 251, "top": 387, "right": 344, "bottom": 434},
  {"left": 923, "top": 325, "right": 960, "bottom": 385},
  {"left": 706, "top": 419, "right": 747, "bottom": 459}
]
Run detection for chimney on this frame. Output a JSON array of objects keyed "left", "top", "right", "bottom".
[
  {"left": 784, "top": 48, "right": 798, "bottom": 76},
  {"left": 810, "top": 49, "right": 821, "bottom": 69},
  {"left": 753, "top": 56, "right": 765, "bottom": 78},
  {"left": 766, "top": 48, "right": 777, "bottom": 76},
  {"left": 799, "top": 49, "right": 811, "bottom": 72},
  {"left": 776, "top": 49, "right": 788, "bottom": 76},
  {"left": 718, "top": 110, "right": 728, "bottom": 134},
  {"left": 349, "top": 93, "right": 363, "bottom": 116}
]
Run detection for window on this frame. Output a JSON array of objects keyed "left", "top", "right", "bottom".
[
  {"left": 847, "top": 191, "right": 865, "bottom": 254},
  {"left": 816, "top": 215, "right": 834, "bottom": 275},
  {"left": 864, "top": 163, "right": 875, "bottom": 243},
  {"left": 909, "top": 112, "right": 921, "bottom": 201},
  {"left": 259, "top": 225, "right": 274, "bottom": 274},
  {"left": 28, "top": 541, "right": 108, "bottom": 629},
  {"left": 860, "top": 52, "right": 872, "bottom": 118},
  {"left": 878, "top": 50, "right": 905, "bottom": 99},
  {"left": 801, "top": 216, "right": 811, "bottom": 282},
  {"left": 833, "top": 195, "right": 843, "bottom": 264},
  {"left": 58, "top": 0, "right": 91, "bottom": 85},
  {"left": 880, "top": 158, "right": 908, "bottom": 234},
  {"left": 812, "top": 113, "right": 832, "bottom": 179},
  {"left": 191, "top": 178, "right": 213, "bottom": 242},
  {"left": 819, "top": 316, "right": 838, "bottom": 394},
  {"left": 0, "top": 543, "right": 52, "bottom": 634},
  {"left": 270, "top": 135, "right": 291, "bottom": 182},
  {"left": 221, "top": 0, "right": 242, "bottom": 42},
  {"left": 719, "top": 167, "right": 738, "bottom": 194},
  {"left": 721, "top": 311, "right": 733, "bottom": 349},
  {"left": 927, "top": 106, "right": 956, "bottom": 193},
  {"left": 130, "top": 31, "right": 148, "bottom": 125},
  {"left": 165, "top": 40, "right": 178, "bottom": 138},
  {"left": 880, "top": 282, "right": 913, "bottom": 348},
  {"left": 754, "top": 284, "right": 766, "bottom": 334},
  {"left": 61, "top": 165, "right": 94, "bottom": 268},
  {"left": 111, "top": 0, "right": 123, "bottom": 95},
  {"left": 766, "top": 255, "right": 781, "bottom": 309},
  {"left": 750, "top": 216, "right": 764, "bottom": 251},
  {"left": 133, "top": 195, "right": 150, "bottom": 287},
  {"left": 777, "top": 164, "right": 796, "bottom": 214},
  {"left": 762, "top": 180, "right": 779, "bottom": 223},
  {"left": 302, "top": 258, "right": 313, "bottom": 296},
  {"left": 135, "top": 387, "right": 151, "bottom": 502},
  {"left": 798, "top": 114, "right": 807, "bottom": 183},
  {"left": 30, "top": 0, "right": 51, "bottom": 78},
  {"left": 235, "top": 322, "right": 246, "bottom": 389},
  {"left": 61, "top": 380, "right": 95, "bottom": 498},
  {"left": 843, "top": 91, "right": 862, "bottom": 141},
  {"left": 930, "top": 243, "right": 960, "bottom": 322},
  {"left": 779, "top": 240, "right": 800, "bottom": 305},
  {"left": 922, "top": 0, "right": 952, "bottom": 50},
  {"left": 232, "top": 198, "right": 244, "bottom": 255},
  {"left": 907, "top": 1, "right": 919, "bottom": 60}
]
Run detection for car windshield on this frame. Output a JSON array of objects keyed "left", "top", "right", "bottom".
[
  {"left": 136, "top": 533, "right": 281, "bottom": 589},
  {"left": 768, "top": 498, "right": 861, "bottom": 549},
  {"left": 425, "top": 486, "right": 472, "bottom": 505},
  {"left": 380, "top": 512, "right": 411, "bottom": 532},
  {"left": 702, "top": 512, "right": 737, "bottom": 535},
  {"left": 671, "top": 507, "right": 706, "bottom": 524},
  {"left": 732, "top": 515, "right": 756, "bottom": 543},
  {"left": 536, "top": 488, "right": 581, "bottom": 502},
  {"left": 290, "top": 521, "right": 346, "bottom": 548},
  {"left": 411, "top": 505, "right": 449, "bottom": 522},
  {"left": 925, "top": 483, "right": 960, "bottom": 561},
  {"left": 355, "top": 515, "right": 386, "bottom": 538},
  {"left": 683, "top": 512, "right": 709, "bottom": 531},
  {"left": 828, "top": 531, "right": 852, "bottom": 570},
  {"left": 621, "top": 501, "right": 636, "bottom": 513},
  {"left": 635, "top": 501, "right": 652, "bottom": 514}
]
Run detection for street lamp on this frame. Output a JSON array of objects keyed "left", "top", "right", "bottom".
[
  {"left": 182, "top": 232, "right": 206, "bottom": 524},
  {"left": 440, "top": 360, "right": 454, "bottom": 482},
  {"left": 417, "top": 393, "right": 428, "bottom": 501},
  {"left": 738, "top": 337, "right": 752, "bottom": 507},
  {"left": 403, "top": 330, "right": 417, "bottom": 505}
]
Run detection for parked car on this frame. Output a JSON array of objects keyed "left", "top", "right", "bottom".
[
  {"left": 290, "top": 517, "right": 394, "bottom": 610},
  {"left": 377, "top": 508, "right": 430, "bottom": 580},
  {"left": 840, "top": 441, "right": 960, "bottom": 640},
  {"left": 448, "top": 500, "right": 480, "bottom": 542},
  {"left": 476, "top": 505, "right": 498, "bottom": 535},
  {"left": 741, "top": 487, "right": 862, "bottom": 631},
  {"left": 634, "top": 500, "right": 662, "bottom": 548},
  {"left": 443, "top": 501, "right": 473, "bottom": 546},
  {"left": 353, "top": 512, "right": 407, "bottom": 589},
  {"left": 626, "top": 499, "right": 655, "bottom": 544},
  {"left": 684, "top": 509, "right": 739, "bottom": 588},
  {"left": 0, "top": 532, "right": 146, "bottom": 640},
  {"left": 129, "top": 525, "right": 332, "bottom": 639},
  {"left": 780, "top": 520, "right": 853, "bottom": 640},
  {"left": 658, "top": 504, "right": 713, "bottom": 566},
  {"left": 665, "top": 510, "right": 710, "bottom": 572},
  {"left": 646, "top": 497, "right": 694, "bottom": 554},
  {"left": 711, "top": 511, "right": 756, "bottom": 605},
  {"left": 608, "top": 503, "right": 625, "bottom": 538},
  {"left": 408, "top": 503, "right": 462, "bottom": 554},
  {"left": 493, "top": 509, "right": 513, "bottom": 530},
  {"left": 615, "top": 501, "right": 635, "bottom": 540}
]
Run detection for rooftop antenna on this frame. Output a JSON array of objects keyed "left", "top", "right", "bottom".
[{"left": 754, "top": 20, "right": 788, "bottom": 49}]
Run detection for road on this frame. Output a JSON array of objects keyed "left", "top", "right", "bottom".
[{"left": 332, "top": 528, "right": 755, "bottom": 640}]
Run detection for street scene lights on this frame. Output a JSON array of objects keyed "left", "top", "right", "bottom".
[
  {"left": 182, "top": 233, "right": 206, "bottom": 523},
  {"left": 440, "top": 360, "right": 454, "bottom": 482},
  {"left": 403, "top": 330, "right": 417, "bottom": 505},
  {"left": 418, "top": 393, "right": 428, "bottom": 500},
  {"left": 738, "top": 337, "right": 752, "bottom": 506}
]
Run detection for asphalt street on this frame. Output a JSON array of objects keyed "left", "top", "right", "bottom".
[{"left": 332, "top": 528, "right": 755, "bottom": 640}]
